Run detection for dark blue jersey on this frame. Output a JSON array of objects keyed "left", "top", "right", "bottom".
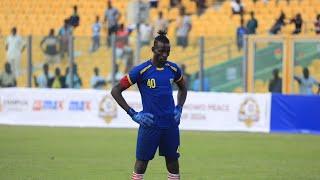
[{"left": 128, "top": 60, "right": 182, "bottom": 128}]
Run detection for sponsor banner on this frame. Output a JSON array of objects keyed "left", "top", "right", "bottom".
[
  {"left": 271, "top": 94, "right": 320, "bottom": 134},
  {"left": 179, "top": 92, "right": 271, "bottom": 132},
  {"left": 0, "top": 88, "right": 138, "bottom": 128},
  {"left": 0, "top": 88, "right": 271, "bottom": 132}
]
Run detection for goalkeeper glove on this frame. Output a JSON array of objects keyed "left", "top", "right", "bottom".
[
  {"left": 174, "top": 105, "right": 183, "bottom": 125},
  {"left": 127, "top": 108, "right": 155, "bottom": 127}
]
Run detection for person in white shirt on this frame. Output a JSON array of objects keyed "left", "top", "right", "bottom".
[
  {"left": 91, "top": 67, "right": 106, "bottom": 89},
  {"left": 106, "top": 64, "right": 123, "bottom": 84},
  {"left": 231, "top": 0, "right": 245, "bottom": 16},
  {"left": 139, "top": 22, "right": 153, "bottom": 47},
  {"left": 90, "top": 16, "right": 102, "bottom": 53},
  {"left": 66, "top": 63, "right": 82, "bottom": 89},
  {"left": 153, "top": 11, "right": 169, "bottom": 37},
  {"left": 294, "top": 67, "right": 320, "bottom": 95},
  {"left": 34, "top": 63, "right": 53, "bottom": 88},
  {"left": 5, "top": 27, "right": 26, "bottom": 77},
  {"left": 176, "top": 7, "right": 192, "bottom": 48}
]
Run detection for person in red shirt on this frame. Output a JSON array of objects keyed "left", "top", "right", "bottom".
[{"left": 115, "top": 24, "right": 129, "bottom": 60}]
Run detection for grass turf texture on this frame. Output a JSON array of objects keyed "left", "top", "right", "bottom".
[{"left": 0, "top": 125, "right": 319, "bottom": 180}]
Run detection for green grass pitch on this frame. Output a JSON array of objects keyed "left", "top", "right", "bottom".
[{"left": 0, "top": 125, "right": 320, "bottom": 180}]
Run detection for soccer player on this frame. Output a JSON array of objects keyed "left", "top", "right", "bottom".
[{"left": 111, "top": 31, "right": 187, "bottom": 180}]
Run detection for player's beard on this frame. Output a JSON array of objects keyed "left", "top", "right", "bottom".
[{"left": 159, "top": 56, "right": 167, "bottom": 65}]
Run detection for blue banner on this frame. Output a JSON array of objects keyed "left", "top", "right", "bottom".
[{"left": 271, "top": 94, "right": 320, "bottom": 134}]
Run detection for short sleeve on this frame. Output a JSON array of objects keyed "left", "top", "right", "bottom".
[{"left": 128, "top": 65, "right": 141, "bottom": 85}]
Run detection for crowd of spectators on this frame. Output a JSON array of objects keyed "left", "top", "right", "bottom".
[{"left": 2, "top": 0, "right": 320, "bottom": 94}]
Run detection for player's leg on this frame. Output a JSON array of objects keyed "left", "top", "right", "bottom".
[
  {"left": 132, "top": 126, "right": 160, "bottom": 179},
  {"left": 165, "top": 157, "right": 180, "bottom": 179},
  {"left": 159, "top": 127, "right": 180, "bottom": 179},
  {"left": 132, "top": 160, "right": 148, "bottom": 180}
]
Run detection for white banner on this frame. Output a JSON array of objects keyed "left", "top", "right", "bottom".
[
  {"left": 180, "top": 92, "right": 271, "bottom": 132},
  {"left": 0, "top": 88, "right": 271, "bottom": 132}
]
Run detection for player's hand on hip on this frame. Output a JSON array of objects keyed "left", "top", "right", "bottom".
[
  {"left": 174, "top": 105, "right": 183, "bottom": 125},
  {"left": 128, "top": 108, "right": 155, "bottom": 127}
]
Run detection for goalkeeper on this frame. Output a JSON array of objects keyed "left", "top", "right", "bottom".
[{"left": 111, "top": 31, "right": 187, "bottom": 180}]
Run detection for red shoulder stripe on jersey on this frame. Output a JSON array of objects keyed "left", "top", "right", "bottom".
[{"left": 120, "top": 75, "right": 132, "bottom": 89}]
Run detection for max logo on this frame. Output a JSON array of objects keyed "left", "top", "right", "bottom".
[
  {"left": 33, "top": 100, "right": 64, "bottom": 111},
  {"left": 68, "top": 101, "right": 91, "bottom": 111}
]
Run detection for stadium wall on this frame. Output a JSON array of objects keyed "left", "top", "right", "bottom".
[{"left": 0, "top": 88, "right": 319, "bottom": 134}]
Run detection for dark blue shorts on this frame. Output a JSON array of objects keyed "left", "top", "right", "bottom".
[{"left": 136, "top": 126, "right": 180, "bottom": 161}]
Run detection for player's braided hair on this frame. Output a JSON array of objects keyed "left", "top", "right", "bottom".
[{"left": 154, "top": 30, "right": 170, "bottom": 45}]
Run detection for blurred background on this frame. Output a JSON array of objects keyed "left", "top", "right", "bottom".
[{"left": 0, "top": 0, "right": 319, "bottom": 94}]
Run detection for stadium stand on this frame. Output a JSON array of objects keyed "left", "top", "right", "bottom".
[{"left": 0, "top": 0, "right": 319, "bottom": 91}]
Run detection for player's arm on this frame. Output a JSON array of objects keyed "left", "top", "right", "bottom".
[
  {"left": 175, "top": 77, "right": 187, "bottom": 107},
  {"left": 111, "top": 75, "right": 154, "bottom": 126},
  {"left": 173, "top": 76, "right": 187, "bottom": 125},
  {"left": 110, "top": 75, "right": 132, "bottom": 112}
]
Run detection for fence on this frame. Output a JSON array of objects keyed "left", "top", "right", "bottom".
[{"left": 1, "top": 34, "right": 319, "bottom": 94}]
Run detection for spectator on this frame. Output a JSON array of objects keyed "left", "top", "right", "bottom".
[
  {"left": 270, "top": 11, "right": 286, "bottom": 34},
  {"left": 246, "top": 11, "right": 258, "bottom": 34},
  {"left": 231, "top": 0, "right": 245, "bottom": 16},
  {"left": 49, "top": 67, "right": 66, "bottom": 88},
  {"left": 180, "top": 64, "right": 191, "bottom": 90},
  {"left": 149, "top": 0, "right": 158, "bottom": 8},
  {"left": 69, "top": 5, "right": 80, "bottom": 29},
  {"left": 136, "top": 0, "right": 150, "bottom": 25},
  {"left": 314, "top": 14, "right": 320, "bottom": 35},
  {"left": 192, "top": 0, "right": 207, "bottom": 16},
  {"left": 104, "top": 0, "right": 120, "bottom": 47},
  {"left": 90, "top": 16, "right": 102, "bottom": 53},
  {"left": 116, "top": 24, "right": 129, "bottom": 61},
  {"left": 123, "top": 45, "right": 134, "bottom": 73},
  {"left": 294, "top": 67, "right": 320, "bottom": 95},
  {"left": 153, "top": 11, "right": 169, "bottom": 37},
  {"left": 40, "top": 29, "right": 60, "bottom": 64},
  {"left": 34, "top": 63, "right": 52, "bottom": 88},
  {"left": 139, "top": 21, "right": 153, "bottom": 47},
  {"left": 63, "top": 67, "right": 69, "bottom": 87},
  {"left": 106, "top": 64, "right": 124, "bottom": 84},
  {"left": 66, "top": 63, "right": 82, "bottom": 89},
  {"left": 268, "top": 68, "right": 282, "bottom": 93},
  {"left": 91, "top": 67, "right": 106, "bottom": 89},
  {"left": 5, "top": 27, "right": 26, "bottom": 77},
  {"left": 0, "top": 62, "right": 16, "bottom": 87},
  {"left": 290, "top": 13, "right": 303, "bottom": 34},
  {"left": 236, "top": 19, "right": 248, "bottom": 51},
  {"left": 58, "top": 19, "right": 72, "bottom": 59},
  {"left": 170, "top": 0, "right": 182, "bottom": 8},
  {"left": 176, "top": 7, "right": 192, "bottom": 48},
  {"left": 192, "top": 72, "right": 210, "bottom": 91}
]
